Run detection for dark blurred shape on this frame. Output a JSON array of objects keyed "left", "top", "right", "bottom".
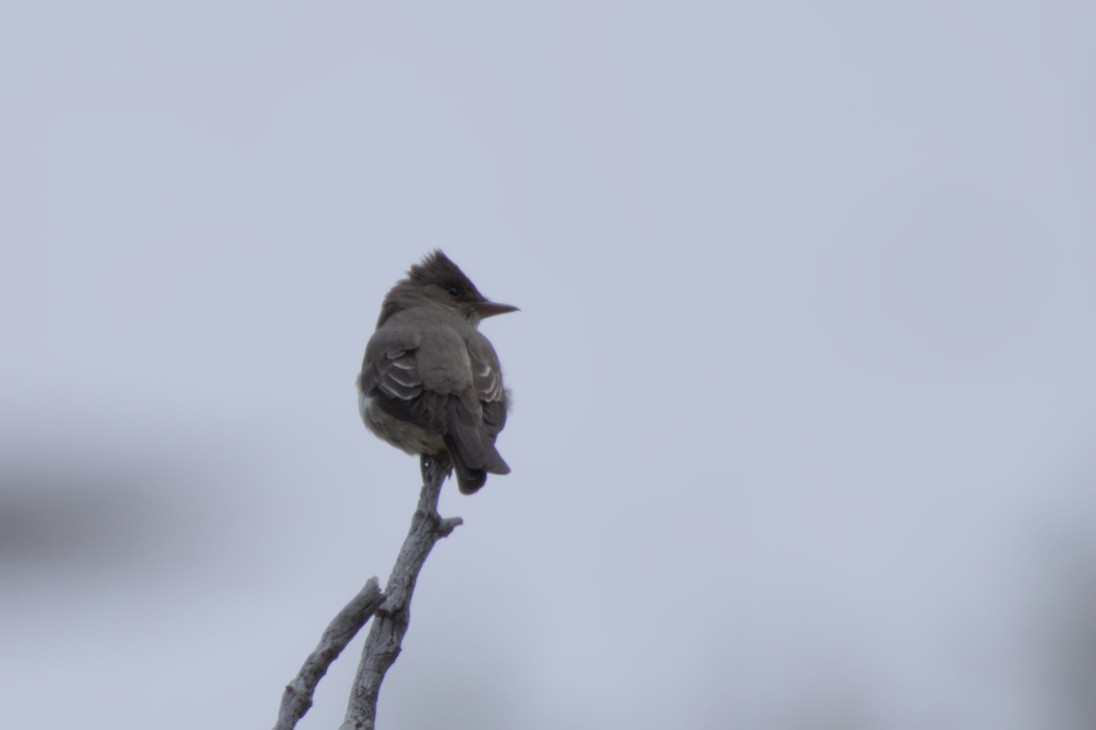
[
  {"left": 1037, "top": 509, "right": 1096, "bottom": 730},
  {"left": 0, "top": 460, "right": 185, "bottom": 571}
]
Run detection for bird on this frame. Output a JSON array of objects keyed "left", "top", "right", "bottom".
[{"left": 357, "top": 251, "right": 517, "bottom": 494}]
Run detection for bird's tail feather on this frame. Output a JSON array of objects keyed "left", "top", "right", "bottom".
[{"left": 444, "top": 399, "right": 509, "bottom": 494}]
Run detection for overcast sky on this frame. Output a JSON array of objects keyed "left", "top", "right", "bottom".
[{"left": 3, "top": 2, "right": 1096, "bottom": 728}]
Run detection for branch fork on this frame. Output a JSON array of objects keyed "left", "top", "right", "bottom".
[{"left": 274, "top": 454, "right": 460, "bottom": 730}]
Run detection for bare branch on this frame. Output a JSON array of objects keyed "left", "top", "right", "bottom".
[
  {"left": 340, "top": 454, "right": 462, "bottom": 730},
  {"left": 274, "top": 577, "right": 384, "bottom": 730}
]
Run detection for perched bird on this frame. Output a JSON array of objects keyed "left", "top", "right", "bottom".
[{"left": 357, "top": 251, "right": 517, "bottom": 493}]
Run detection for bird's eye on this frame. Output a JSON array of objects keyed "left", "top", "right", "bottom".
[{"left": 446, "top": 286, "right": 460, "bottom": 297}]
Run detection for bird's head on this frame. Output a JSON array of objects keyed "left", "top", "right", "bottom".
[{"left": 379, "top": 250, "right": 519, "bottom": 326}]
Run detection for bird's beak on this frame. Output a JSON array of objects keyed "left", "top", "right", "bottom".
[{"left": 474, "top": 300, "right": 520, "bottom": 318}]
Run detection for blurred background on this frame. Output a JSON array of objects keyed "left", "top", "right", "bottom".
[{"left": 2, "top": 2, "right": 1095, "bottom": 728}]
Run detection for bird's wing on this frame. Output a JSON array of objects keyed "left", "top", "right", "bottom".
[
  {"left": 429, "top": 332, "right": 510, "bottom": 493},
  {"left": 467, "top": 334, "right": 508, "bottom": 438},
  {"left": 360, "top": 325, "right": 448, "bottom": 434}
]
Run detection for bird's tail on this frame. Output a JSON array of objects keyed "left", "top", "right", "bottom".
[
  {"left": 444, "top": 400, "right": 510, "bottom": 494},
  {"left": 446, "top": 441, "right": 509, "bottom": 494}
]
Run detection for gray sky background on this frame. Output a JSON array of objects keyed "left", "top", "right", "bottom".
[{"left": 2, "top": 2, "right": 1096, "bottom": 728}]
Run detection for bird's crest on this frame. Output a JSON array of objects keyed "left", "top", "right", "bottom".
[{"left": 407, "top": 250, "right": 483, "bottom": 300}]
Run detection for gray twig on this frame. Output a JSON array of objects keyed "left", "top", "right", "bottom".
[
  {"left": 274, "top": 577, "right": 384, "bottom": 730},
  {"left": 339, "top": 453, "right": 462, "bottom": 730}
]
